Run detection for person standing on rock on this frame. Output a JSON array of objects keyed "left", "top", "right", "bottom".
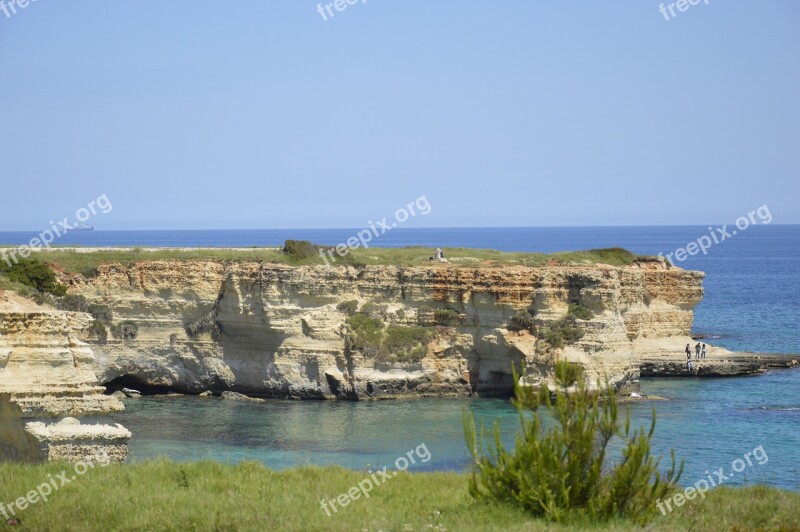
[
  {"left": 701, "top": 344, "right": 707, "bottom": 359},
  {"left": 686, "top": 344, "right": 692, "bottom": 360},
  {"left": 695, "top": 342, "right": 701, "bottom": 359}
]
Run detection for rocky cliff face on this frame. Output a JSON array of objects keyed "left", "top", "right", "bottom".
[
  {"left": 61, "top": 259, "right": 704, "bottom": 399},
  {"left": 0, "top": 295, "right": 130, "bottom": 462}
]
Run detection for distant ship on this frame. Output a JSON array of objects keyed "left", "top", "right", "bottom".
[{"left": 72, "top": 224, "right": 94, "bottom": 231}]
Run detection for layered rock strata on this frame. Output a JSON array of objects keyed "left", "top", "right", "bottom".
[
  {"left": 0, "top": 297, "right": 130, "bottom": 462},
  {"left": 61, "top": 259, "right": 706, "bottom": 399}
]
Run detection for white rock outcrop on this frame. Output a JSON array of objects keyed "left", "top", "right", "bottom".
[
  {"left": 0, "top": 294, "right": 130, "bottom": 462},
  {"left": 61, "top": 259, "right": 705, "bottom": 399}
]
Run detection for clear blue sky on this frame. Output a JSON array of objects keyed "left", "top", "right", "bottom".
[{"left": 1, "top": 0, "right": 798, "bottom": 230}]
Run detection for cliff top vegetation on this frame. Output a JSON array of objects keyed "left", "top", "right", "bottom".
[{"left": 0, "top": 243, "right": 659, "bottom": 277}]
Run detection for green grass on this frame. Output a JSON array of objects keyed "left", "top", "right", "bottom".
[
  {"left": 0, "top": 461, "right": 796, "bottom": 531},
  {"left": 0, "top": 275, "right": 35, "bottom": 295},
  {"left": 22, "top": 246, "right": 646, "bottom": 275}
]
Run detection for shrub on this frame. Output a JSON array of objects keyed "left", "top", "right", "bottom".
[
  {"left": 0, "top": 258, "right": 67, "bottom": 296},
  {"left": 336, "top": 300, "right": 359, "bottom": 316},
  {"left": 29, "top": 290, "right": 54, "bottom": 307},
  {"left": 88, "top": 303, "right": 113, "bottom": 324},
  {"left": 185, "top": 313, "right": 220, "bottom": 339},
  {"left": 434, "top": 309, "right": 462, "bottom": 326},
  {"left": 464, "top": 361, "right": 683, "bottom": 524},
  {"left": 58, "top": 294, "right": 88, "bottom": 312},
  {"left": 347, "top": 313, "right": 435, "bottom": 364},
  {"left": 508, "top": 309, "right": 534, "bottom": 331},
  {"left": 540, "top": 315, "right": 584, "bottom": 349},
  {"left": 359, "top": 302, "right": 387, "bottom": 319},
  {"left": 282, "top": 240, "right": 322, "bottom": 261},
  {"left": 80, "top": 267, "right": 99, "bottom": 278},
  {"left": 111, "top": 321, "right": 139, "bottom": 341},
  {"left": 377, "top": 325, "right": 435, "bottom": 364},
  {"left": 567, "top": 303, "right": 594, "bottom": 321},
  {"left": 346, "top": 313, "right": 384, "bottom": 351},
  {"left": 87, "top": 321, "right": 108, "bottom": 343}
]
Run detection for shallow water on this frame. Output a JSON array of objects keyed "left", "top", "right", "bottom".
[{"left": 114, "top": 365, "right": 800, "bottom": 490}]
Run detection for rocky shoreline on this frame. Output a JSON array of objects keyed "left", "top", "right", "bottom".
[
  {"left": 14, "top": 255, "right": 702, "bottom": 462},
  {"left": 3, "top": 252, "right": 799, "bottom": 463},
  {"left": 640, "top": 351, "right": 799, "bottom": 377}
]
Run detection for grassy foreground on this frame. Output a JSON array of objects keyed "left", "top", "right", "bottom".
[
  {"left": 0, "top": 462, "right": 797, "bottom": 531},
  {"left": 11, "top": 246, "right": 650, "bottom": 276}
]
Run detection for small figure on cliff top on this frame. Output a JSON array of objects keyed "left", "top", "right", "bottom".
[
  {"left": 695, "top": 343, "right": 702, "bottom": 359},
  {"left": 685, "top": 344, "right": 692, "bottom": 359},
  {"left": 429, "top": 248, "right": 447, "bottom": 262},
  {"left": 701, "top": 344, "right": 707, "bottom": 359}
]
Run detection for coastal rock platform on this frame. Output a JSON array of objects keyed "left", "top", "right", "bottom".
[{"left": 635, "top": 337, "right": 800, "bottom": 377}]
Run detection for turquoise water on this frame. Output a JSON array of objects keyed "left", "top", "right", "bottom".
[
  {"left": 6, "top": 225, "right": 794, "bottom": 489},
  {"left": 114, "top": 367, "right": 800, "bottom": 490}
]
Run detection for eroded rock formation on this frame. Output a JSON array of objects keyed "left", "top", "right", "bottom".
[
  {"left": 61, "top": 259, "right": 705, "bottom": 399},
  {"left": 0, "top": 295, "right": 130, "bottom": 462}
]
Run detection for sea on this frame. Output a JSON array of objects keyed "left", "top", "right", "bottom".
[{"left": 1, "top": 225, "right": 798, "bottom": 489}]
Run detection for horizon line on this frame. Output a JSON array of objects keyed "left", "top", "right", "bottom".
[{"left": 0, "top": 223, "right": 797, "bottom": 232}]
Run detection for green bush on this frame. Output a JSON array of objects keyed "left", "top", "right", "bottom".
[
  {"left": 0, "top": 258, "right": 67, "bottom": 296},
  {"left": 568, "top": 303, "right": 594, "bottom": 321},
  {"left": 336, "top": 300, "right": 359, "bottom": 316},
  {"left": 58, "top": 294, "right": 88, "bottom": 312},
  {"left": 346, "top": 313, "right": 435, "bottom": 364},
  {"left": 346, "top": 313, "right": 384, "bottom": 351},
  {"left": 87, "top": 321, "right": 108, "bottom": 343},
  {"left": 464, "top": 361, "right": 682, "bottom": 524},
  {"left": 541, "top": 315, "right": 584, "bottom": 349},
  {"left": 282, "top": 240, "right": 322, "bottom": 261},
  {"left": 434, "top": 308, "right": 462, "bottom": 326},
  {"left": 111, "top": 320, "right": 139, "bottom": 341},
  {"left": 377, "top": 325, "right": 435, "bottom": 364},
  {"left": 185, "top": 313, "right": 220, "bottom": 339},
  {"left": 88, "top": 303, "right": 113, "bottom": 324},
  {"left": 359, "top": 302, "right": 387, "bottom": 319},
  {"left": 509, "top": 309, "right": 534, "bottom": 331}
]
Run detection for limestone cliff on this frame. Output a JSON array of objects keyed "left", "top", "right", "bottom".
[
  {"left": 60, "top": 259, "right": 704, "bottom": 399},
  {"left": 0, "top": 294, "right": 130, "bottom": 462}
]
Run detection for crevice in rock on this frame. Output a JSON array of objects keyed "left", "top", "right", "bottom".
[{"left": 103, "top": 375, "right": 175, "bottom": 396}]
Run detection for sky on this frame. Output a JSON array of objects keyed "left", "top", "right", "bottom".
[{"left": 0, "top": 0, "right": 798, "bottom": 230}]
